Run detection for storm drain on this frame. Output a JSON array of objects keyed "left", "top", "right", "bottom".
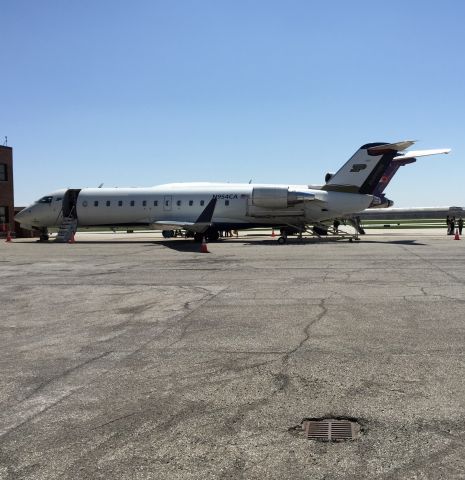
[{"left": 301, "top": 418, "right": 361, "bottom": 442}]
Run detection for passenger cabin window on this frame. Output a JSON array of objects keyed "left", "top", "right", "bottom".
[
  {"left": 118, "top": 200, "right": 123, "bottom": 207},
  {"left": 94, "top": 200, "right": 99, "bottom": 207},
  {"left": 176, "top": 200, "right": 181, "bottom": 206},
  {"left": 189, "top": 200, "right": 193, "bottom": 206},
  {"left": 142, "top": 200, "right": 147, "bottom": 207},
  {"left": 106, "top": 200, "right": 111, "bottom": 207},
  {"left": 225, "top": 200, "right": 230, "bottom": 206},
  {"left": 200, "top": 200, "right": 205, "bottom": 206},
  {"left": 37, "top": 196, "right": 53, "bottom": 204},
  {"left": 154, "top": 200, "right": 158, "bottom": 207},
  {"left": 165, "top": 200, "right": 169, "bottom": 206},
  {"left": 130, "top": 200, "right": 135, "bottom": 207}
]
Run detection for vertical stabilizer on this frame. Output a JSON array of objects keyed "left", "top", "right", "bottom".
[{"left": 322, "top": 142, "right": 409, "bottom": 194}]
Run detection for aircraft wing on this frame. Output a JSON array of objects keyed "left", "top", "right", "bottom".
[
  {"left": 151, "top": 197, "right": 217, "bottom": 233},
  {"left": 393, "top": 148, "right": 451, "bottom": 161}
]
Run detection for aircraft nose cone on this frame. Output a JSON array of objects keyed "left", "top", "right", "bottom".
[{"left": 15, "top": 208, "right": 32, "bottom": 224}]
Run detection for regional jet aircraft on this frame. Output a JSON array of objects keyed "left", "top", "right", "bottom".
[{"left": 15, "top": 141, "right": 450, "bottom": 242}]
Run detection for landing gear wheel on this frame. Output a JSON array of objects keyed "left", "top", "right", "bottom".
[
  {"left": 162, "top": 230, "right": 174, "bottom": 238},
  {"left": 38, "top": 228, "right": 49, "bottom": 242},
  {"left": 193, "top": 232, "right": 204, "bottom": 242},
  {"left": 277, "top": 236, "right": 286, "bottom": 244}
]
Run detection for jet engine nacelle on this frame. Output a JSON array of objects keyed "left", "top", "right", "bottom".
[
  {"left": 325, "top": 172, "right": 334, "bottom": 183},
  {"left": 369, "top": 196, "right": 394, "bottom": 208},
  {"left": 252, "top": 187, "right": 315, "bottom": 208},
  {"left": 252, "top": 187, "right": 289, "bottom": 208}
]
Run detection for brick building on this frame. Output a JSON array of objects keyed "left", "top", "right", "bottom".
[{"left": 0, "top": 145, "right": 14, "bottom": 234}]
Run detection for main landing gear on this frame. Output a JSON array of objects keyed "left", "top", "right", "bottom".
[
  {"left": 164, "top": 228, "right": 221, "bottom": 243},
  {"left": 38, "top": 228, "right": 50, "bottom": 242},
  {"left": 193, "top": 228, "right": 219, "bottom": 242}
]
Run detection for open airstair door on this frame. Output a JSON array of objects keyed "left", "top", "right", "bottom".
[
  {"left": 62, "top": 189, "right": 81, "bottom": 218},
  {"left": 55, "top": 189, "right": 81, "bottom": 243}
]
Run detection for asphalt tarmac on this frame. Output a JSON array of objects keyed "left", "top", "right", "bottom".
[{"left": 1, "top": 229, "right": 465, "bottom": 479}]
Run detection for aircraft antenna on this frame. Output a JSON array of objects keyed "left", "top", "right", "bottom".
[{"left": 3, "top": 136, "right": 7, "bottom": 146}]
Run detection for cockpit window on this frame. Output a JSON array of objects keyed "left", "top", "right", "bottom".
[{"left": 37, "top": 196, "right": 53, "bottom": 204}]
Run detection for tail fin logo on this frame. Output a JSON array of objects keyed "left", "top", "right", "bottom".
[{"left": 350, "top": 163, "right": 367, "bottom": 173}]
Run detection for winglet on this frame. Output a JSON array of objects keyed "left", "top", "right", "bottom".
[{"left": 196, "top": 197, "right": 217, "bottom": 223}]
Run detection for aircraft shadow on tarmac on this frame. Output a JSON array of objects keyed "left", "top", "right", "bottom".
[
  {"left": 355, "top": 239, "right": 426, "bottom": 246},
  {"left": 159, "top": 237, "right": 426, "bottom": 251},
  {"left": 239, "top": 238, "right": 426, "bottom": 246},
  {"left": 25, "top": 237, "right": 425, "bottom": 249},
  {"left": 159, "top": 240, "right": 209, "bottom": 252}
]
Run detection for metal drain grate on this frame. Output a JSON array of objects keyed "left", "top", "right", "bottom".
[{"left": 302, "top": 418, "right": 360, "bottom": 442}]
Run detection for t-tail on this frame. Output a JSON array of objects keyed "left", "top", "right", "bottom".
[
  {"left": 323, "top": 141, "right": 451, "bottom": 201},
  {"left": 322, "top": 141, "right": 416, "bottom": 194}
]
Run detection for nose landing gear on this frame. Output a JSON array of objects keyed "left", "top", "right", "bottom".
[{"left": 38, "top": 228, "right": 49, "bottom": 242}]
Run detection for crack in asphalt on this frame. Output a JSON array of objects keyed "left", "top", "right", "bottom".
[
  {"left": 12, "top": 351, "right": 113, "bottom": 407},
  {"left": 282, "top": 298, "right": 328, "bottom": 364},
  {"left": 398, "top": 244, "right": 465, "bottom": 286}
]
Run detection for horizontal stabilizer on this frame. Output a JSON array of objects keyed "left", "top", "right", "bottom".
[
  {"left": 367, "top": 140, "right": 416, "bottom": 154},
  {"left": 393, "top": 148, "right": 451, "bottom": 161}
]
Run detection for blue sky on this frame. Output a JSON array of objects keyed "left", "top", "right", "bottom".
[{"left": 2, "top": 0, "right": 464, "bottom": 207}]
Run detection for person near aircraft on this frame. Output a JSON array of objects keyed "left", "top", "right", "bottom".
[{"left": 459, "top": 217, "right": 463, "bottom": 235}]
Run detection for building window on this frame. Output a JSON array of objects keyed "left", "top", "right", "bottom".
[
  {"left": 94, "top": 201, "right": 99, "bottom": 207},
  {"left": 106, "top": 200, "right": 111, "bottom": 207},
  {"left": 142, "top": 200, "right": 147, "bottom": 207},
  {"left": 200, "top": 200, "right": 205, "bottom": 206},
  {"left": 225, "top": 200, "right": 230, "bottom": 206},
  {"left": 0, "top": 164, "right": 7, "bottom": 181},
  {"left": 176, "top": 200, "right": 181, "bottom": 206},
  {"left": 130, "top": 200, "right": 135, "bottom": 207},
  {"left": 118, "top": 200, "right": 123, "bottom": 207},
  {"left": 189, "top": 200, "right": 193, "bottom": 206},
  {"left": 154, "top": 200, "right": 158, "bottom": 207},
  {"left": 0, "top": 206, "right": 7, "bottom": 224}
]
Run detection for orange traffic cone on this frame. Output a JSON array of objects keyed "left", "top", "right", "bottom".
[
  {"left": 271, "top": 229, "right": 276, "bottom": 238},
  {"left": 68, "top": 232, "right": 75, "bottom": 244},
  {"left": 454, "top": 228, "right": 460, "bottom": 240},
  {"left": 5, "top": 231, "right": 12, "bottom": 242},
  {"left": 200, "top": 238, "right": 209, "bottom": 253}
]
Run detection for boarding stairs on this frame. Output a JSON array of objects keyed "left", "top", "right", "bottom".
[{"left": 55, "top": 215, "right": 78, "bottom": 243}]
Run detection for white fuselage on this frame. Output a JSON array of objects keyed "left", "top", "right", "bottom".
[{"left": 15, "top": 182, "right": 374, "bottom": 230}]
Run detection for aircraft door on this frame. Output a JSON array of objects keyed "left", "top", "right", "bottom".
[
  {"left": 62, "top": 189, "right": 81, "bottom": 218},
  {"left": 163, "top": 195, "right": 172, "bottom": 211}
]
